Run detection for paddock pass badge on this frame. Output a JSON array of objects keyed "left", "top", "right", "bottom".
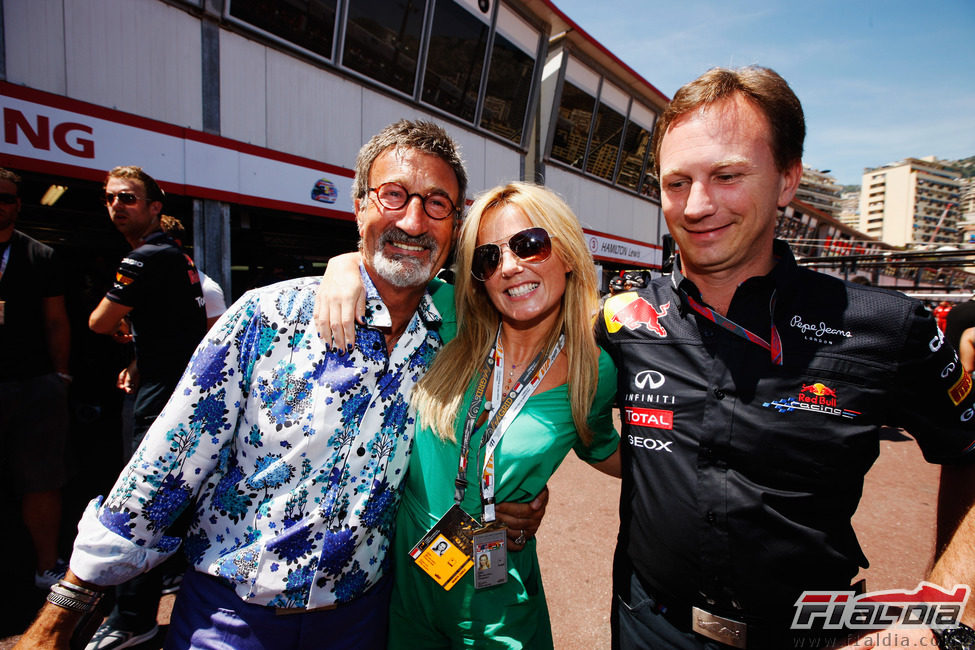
[
  {"left": 409, "top": 504, "right": 478, "bottom": 591},
  {"left": 473, "top": 525, "right": 507, "bottom": 589}
]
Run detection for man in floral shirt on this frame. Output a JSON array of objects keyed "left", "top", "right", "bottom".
[{"left": 21, "top": 121, "right": 542, "bottom": 650}]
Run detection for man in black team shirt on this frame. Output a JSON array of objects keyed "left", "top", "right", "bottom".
[
  {"left": 87, "top": 165, "right": 206, "bottom": 649},
  {"left": 597, "top": 66, "right": 975, "bottom": 650}
]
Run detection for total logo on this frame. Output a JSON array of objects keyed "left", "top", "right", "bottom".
[
  {"left": 762, "top": 381, "right": 861, "bottom": 420},
  {"left": 624, "top": 406, "right": 673, "bottom": 430}
]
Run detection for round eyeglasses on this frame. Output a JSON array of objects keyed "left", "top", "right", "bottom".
[
  {"left": 471, "top": 227, "right": 553, "bottom": 281},
  {"left": 368, "top": 182, "right": 458, "bottom": 220}
]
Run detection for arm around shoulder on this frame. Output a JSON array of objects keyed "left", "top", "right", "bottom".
[{"left": 314, "top": 252, "right": 364, "bottom": 348}]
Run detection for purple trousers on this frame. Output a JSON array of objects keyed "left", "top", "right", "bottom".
[{"left": 165, "top": 570, "right": 392, "bottom": 649}]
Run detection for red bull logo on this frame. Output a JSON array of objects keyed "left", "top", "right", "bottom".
[
  {"left": 798, "top": 382, "right": 837, "bottom": 406},
  {"left": 800, "top": 383, "right": 837, "bottom": 397},
  {"left": 604, "top": 294, "right": 670, "bottom": 337}
]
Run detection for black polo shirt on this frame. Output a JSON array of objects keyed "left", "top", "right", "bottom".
[
  {"left": 596, "top": 240, "right": 975, "bottom": 627},
  {"left": 105, "top": 229, "right": 206, "bottom": 385}
]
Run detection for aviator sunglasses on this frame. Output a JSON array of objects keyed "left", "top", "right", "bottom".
[
  {"left": 103, "top": 191, "right": 147, "bottom": 206},
  {"left": 471, "top": 227, "right": 553, "bottom": 281}
]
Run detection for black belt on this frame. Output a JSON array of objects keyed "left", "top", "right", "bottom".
[{"left": 635, "top": 573, "right": 860, "bottom": 649}]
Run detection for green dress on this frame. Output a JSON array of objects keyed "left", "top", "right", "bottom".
[{"left": 387, "top": 338, "right": 619, "bottom": 649}]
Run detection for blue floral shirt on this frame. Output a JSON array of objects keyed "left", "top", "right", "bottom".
[{"left": 72, "top": 271, "right": 446, "bottom": 608}]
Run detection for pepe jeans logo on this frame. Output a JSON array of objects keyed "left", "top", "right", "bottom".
[{"left": 790, "top": 315, "right": 853, "bottom": 344}]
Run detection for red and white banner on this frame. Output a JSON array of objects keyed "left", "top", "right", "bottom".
[
  {"left": 0, "top": 81, "right": 355, "bottom": 220},
  {"left": 1, "top": 81, "right": 663, "bottom": 264},
  {"left": 585, "top": 228, "right": 661, "bottom": 268}
]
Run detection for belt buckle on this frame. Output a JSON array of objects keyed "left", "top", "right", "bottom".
[{"left": 691, "top": 605, "right": 747, "bottom": 648}]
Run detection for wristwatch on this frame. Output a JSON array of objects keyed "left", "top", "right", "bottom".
[{"left": 938, "top": 623, "right": 975, "bottom": 650}]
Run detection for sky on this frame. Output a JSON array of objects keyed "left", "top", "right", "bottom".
[{"left": 551, "top": 0, "right": 975, "bottom": 186}]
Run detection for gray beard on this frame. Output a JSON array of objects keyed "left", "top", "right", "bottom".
[
  {"left": 368, "top": 250, "right": 434, "bottom": 288},
  {"left": 365, "top": 228, "right": 441, "bottom": 288}
]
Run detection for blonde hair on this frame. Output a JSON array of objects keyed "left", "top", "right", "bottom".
[{"left": 412, "top": 182, "right": 601, "bottom": 444}]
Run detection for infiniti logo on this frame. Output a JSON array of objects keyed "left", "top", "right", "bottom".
[{"left": 634, "top": 370, "right": 665, "bottom": 390}]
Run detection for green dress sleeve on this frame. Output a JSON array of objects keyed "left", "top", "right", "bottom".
[
  {"left": 426, "top": 277, "right": 457, "bottom": 343},
  {"left": 572, "top": 347, "right": 620, "bottom": 463}
]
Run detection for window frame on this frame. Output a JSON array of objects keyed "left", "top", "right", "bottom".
[
  {"left": 223, "top": 0, "right": 545, "bottom": 151},
  {"left": 544, "top": 48, "right": 659, "bottom": 202},
  {"left": 224, "top": 0, "right": 341, "bottom": 64}
]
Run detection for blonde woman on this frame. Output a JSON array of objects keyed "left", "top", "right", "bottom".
[{"left": 318, "top": 182, "right": 619, "bottom": 648}]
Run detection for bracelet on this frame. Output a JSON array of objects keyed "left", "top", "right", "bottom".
[
  {"left": 56, "top": 371, "right": 73, "bottom": 382},
  {"left": 50, "top": 583, "right": 100, "bottom": 605},
  {"left": 46, "top": 589, "right": 96, "bottom": 614},
  {"left": 57, "top": 579, "right": 101, "bottom": 599}
]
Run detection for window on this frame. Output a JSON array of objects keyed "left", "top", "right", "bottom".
[
  {"left": 547, "top": 54, "right": 659, "bottom": 198},
  {"left": 585, "top": 82, "right": 627, "bottom": 180},
  {"left": 228, "top": 0, "right": 541, "bottom": 148},
  {"left": 550, "top": 58, "right": 599, "bottom": 169},
  {"left": 422, "top": 0, "right": 492, "bottom": 122},
  {"left": 342, "top": 0, "right": 425, "bottom": 95},
  {"left": 615, "top": 111, "right": 653, "bottom": 191},
  {"left": 229, "top": 0, "right": 337, "bottom": 60},
  {"left": 480, "top": 5, "right": 539, "bottom": 144}
]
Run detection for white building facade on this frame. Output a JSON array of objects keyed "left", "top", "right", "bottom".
[
  {"left": 0, "top": 0, "right": 669, "bottom": 299},
  {"left": 858, "top": 156, "right": 963, "bottom": 248}
]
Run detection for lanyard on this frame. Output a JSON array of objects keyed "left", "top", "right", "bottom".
[
  {"left": 680, "top": 289, "right": 783, "bottom": 366},
  {"left": 453, "top": 327, "right": 564, "bottom": 523},
  {"left": 0, "top": 243, "right": 10, "bottom": 283}
]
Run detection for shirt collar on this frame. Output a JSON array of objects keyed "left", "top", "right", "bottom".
[
  {"left": 671, "top": 239, "right": 799, "bottom": 314},
  {"left": 359, "top": 263, "right": 443, "bottom": 331},
  {"left": 142, "top": 229, "right": 172, "bottom": 246}
]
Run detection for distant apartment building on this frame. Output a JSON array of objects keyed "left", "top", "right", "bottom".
[
  {"left": 958, "top": 178, "right": 975, "bottom": 244},
  {"left": 796, "top": 166, "right": 842, "bottom": 217},
  {"left": 858, "top": 156, "right": 963, "bottom": 247},
  {"left": 838, "top": 190, "right": 860, "bottom": 228}
]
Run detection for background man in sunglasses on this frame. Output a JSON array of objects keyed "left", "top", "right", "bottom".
[
  {"left": 21, "top": 123, "right": 544, "bottom": 650},
  {"left": 83, "top": 165, "right": 207, "bottom": 648},
  {"left": 0, "top": 168, "right": 73, "bottom": 593},
  {"left": 597, "top": 66, "right": 975, "bottom": 649}
]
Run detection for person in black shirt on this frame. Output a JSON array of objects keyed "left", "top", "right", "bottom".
[
  {"left": 86, "top": 166, "right": 206, "bottom": 649},
  {"left": 598, "top": 67, "right": 975, "bottom": 650},
  {"left": 0, "top": 168, "right": 72, "bottom": 590}
]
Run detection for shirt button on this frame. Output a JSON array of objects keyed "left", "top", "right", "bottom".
[
  {"left": 701, "top": 446, "right": 713, "bottom": 459},
  {"left": 706, "top": 511, "right": 716, "bottom": 524},
  {"left": 712, "top": 387, "right": 725, "bottom": 400}
]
